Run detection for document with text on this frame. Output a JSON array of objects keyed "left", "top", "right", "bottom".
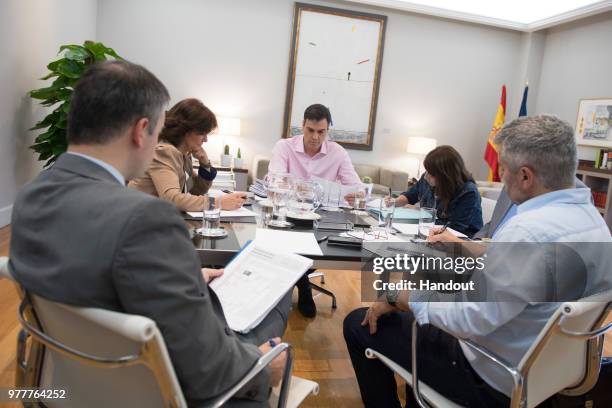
[{"left": 209, "top": 241, "right": 313, "bottom": 333}]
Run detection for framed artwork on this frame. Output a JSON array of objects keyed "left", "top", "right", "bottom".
[
  {"left": 575, "top": 98, "right": 612, "bottom": 148},
  {"left": 283, "top": 3, "right": 387, "bottom": 150}
]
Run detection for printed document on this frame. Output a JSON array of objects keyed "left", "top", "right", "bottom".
[{"left": 209, "top": 242, "right": 312, "bottom": 333}]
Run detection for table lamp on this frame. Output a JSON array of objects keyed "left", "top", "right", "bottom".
[{"left": 406, "top": 136, "right": 437, "bottom": 178}]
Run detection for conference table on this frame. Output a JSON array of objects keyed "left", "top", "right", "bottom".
[{"left": 186, "top": 208, "right": 418, "bottom": 270}]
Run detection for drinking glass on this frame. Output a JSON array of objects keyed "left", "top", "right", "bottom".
[
  {"left": 254, "top": 199, "right": 274, "bottom": 228},
  {"left": 379, "top": 195, "right": 396, "bottom": 234},
  {"left": 289, "top": 179, "right": 323, "bottom": 216},
  {"left": 418, "top": 207, "right": 436, "bottom": 239},
  {"left": 200, "top": 191, "right": 225, "bottom": 237},
  {"left": 264, "top": 172, "right": 294, "bottom": 228}
]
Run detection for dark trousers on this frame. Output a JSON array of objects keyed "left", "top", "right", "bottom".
[{"left": 343, "top": 308, "right": 510, "bottom": 408}]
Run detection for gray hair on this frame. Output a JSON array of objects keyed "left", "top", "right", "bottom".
[{"left": 494, "top": 115, "right": 577, "bottom": 189}]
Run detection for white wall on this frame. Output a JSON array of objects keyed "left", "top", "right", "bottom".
[
  {"left": 0, "top": 0, "right": 97, "bottom": 227},
  {"left": 535, "top": 11, "right": 612, "bottom": 162},
  {"left": 96, "top": 0, "right": 524, "bottom": 181}
]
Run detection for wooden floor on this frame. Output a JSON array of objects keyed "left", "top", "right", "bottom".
[{"left": 0, "top": 224, "right": 610, "bottom": 407}]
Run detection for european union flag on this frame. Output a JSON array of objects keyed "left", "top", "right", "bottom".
[{"left": 519, "top": 85, "right": 529, "bottom": 117}]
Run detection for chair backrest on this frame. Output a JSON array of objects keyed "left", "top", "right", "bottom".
[
  {"left": 0, "top": 257, "right": 187, "bottom": 408},
  {"left": 481, "top": 197, "right": 497, "bottom": 225},
  {"left": 253, "top": 156, "right": 271, "bottom": 180},
  {"left": 519, "top": 289, "right": 612, "bottom": 408}
]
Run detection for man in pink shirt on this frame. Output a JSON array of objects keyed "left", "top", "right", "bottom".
[
  {"left": 269, "top": 104, "right": 362, "bottom": 185},
  {"left": 269, "top": 104, "right": 362, "bottom": 318}
]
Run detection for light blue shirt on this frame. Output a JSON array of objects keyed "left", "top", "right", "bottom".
[
  {"left": 492, "top": 203, "right": 517, "bottom": 239},
  {"left": 410, "top": 187, "right": 611, "bottom": 396},
  {"left": 66, "top": 152, "right": 125, "bottom": 185}
]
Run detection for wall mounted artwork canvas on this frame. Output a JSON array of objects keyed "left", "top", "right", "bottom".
[
  {"left": 283, "top": 3, "right": 387, "bottom": 150},
  {"left": 575, "top": 98, "right": 612, "bottom": 148}
]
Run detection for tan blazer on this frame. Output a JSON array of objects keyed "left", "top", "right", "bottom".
[{"left": 129, "top": 142, "right": 211, "bottom": 211}]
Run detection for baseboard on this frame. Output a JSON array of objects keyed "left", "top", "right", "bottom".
[{"left": 0, "top": 205, "right": 13, "bottom": 228}]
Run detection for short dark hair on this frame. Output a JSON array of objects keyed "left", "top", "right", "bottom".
[
  {"left": 303, "top": 104, "right": 332, "bottom": 126},
  {"left": 159, "top": 98, "right": 218, "bottom": 147},
  {"left": 68, "top": 60, "right": 170, "bottom": 145}
]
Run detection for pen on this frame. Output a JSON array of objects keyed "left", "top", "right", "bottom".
[
  {"left": 268, "top": 338, "right": 277, "bottom": 347},
  {"left": 222, "top": 189, "right": 233, "bottom": 194},
  {"left": 435, "top": 223, "right": 449, "bottom": 235},
  {"left": 317, "top": 236, "right": 329, "bottom": 243}
]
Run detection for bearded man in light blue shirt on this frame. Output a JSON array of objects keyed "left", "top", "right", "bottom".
[{"left": 343, "top": 115, "right": 612, "bottom": 408}]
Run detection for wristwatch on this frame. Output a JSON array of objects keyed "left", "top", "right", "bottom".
[{"left": 386, "top": 289, "right": 399, "bottom": 307}]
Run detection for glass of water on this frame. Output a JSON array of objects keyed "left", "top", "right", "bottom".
[
  {"left": 200, "top": 191, "right": 226, "bottom": 237},
  {"left": 264, "top": 172, "right": 294, "bottom": 228},
  {"left": 418, "top": 207, "right": 436, "bottom": 239},
  {"left": 379, "top": 195, "right": 396, "bottom": 234}
]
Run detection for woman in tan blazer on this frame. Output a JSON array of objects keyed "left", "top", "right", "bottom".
[{"left": 129, "top": 98, "right": 245, "bottom": 211}]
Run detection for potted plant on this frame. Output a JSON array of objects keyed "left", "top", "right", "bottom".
[
  {"left": 220, "top": 144, "right": 232, "bottom": 167},
  {"left": 29, "top": 41, "right": 122, "bottom": 167},
  {"left": 234, "top": 147, "right": 243, "bottom": 168}
]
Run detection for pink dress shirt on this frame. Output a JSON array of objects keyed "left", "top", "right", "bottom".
[{"left": 268, "top": 135, "right": 362, "bottom": 185}]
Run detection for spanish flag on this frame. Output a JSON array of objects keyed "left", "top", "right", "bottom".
[{"left": 484, "top": 85, "right": 506, "bottom": 182}]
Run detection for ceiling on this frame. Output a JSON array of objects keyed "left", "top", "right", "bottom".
[{"left": 345, "top": 0, "right": 612, "bottom": 31}]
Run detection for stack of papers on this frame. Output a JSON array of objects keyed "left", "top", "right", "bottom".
[{"left": 210, "top": 242, "right": 312, "bottom": 333}]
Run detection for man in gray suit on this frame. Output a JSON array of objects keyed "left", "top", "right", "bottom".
[{"left": 9, "top": 61, "right": 288, "bottom": 407}]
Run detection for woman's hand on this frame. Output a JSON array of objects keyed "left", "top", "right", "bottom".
[
  {"left": 192, "top": 146, "right": 209, "bottom": 165},
  {"left": 403, "top": 204, "right": 418, "bottom": 209},
  {"left": 221, "top": 192, "right": 247, "bottom": 210}
]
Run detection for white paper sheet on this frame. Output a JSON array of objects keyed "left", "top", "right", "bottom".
[
  {"left": 339, "top": 231, "right": 408, "bottom": 243},
  {"left": 255, "top": 228, "right": 323, "bottom": 256},
  {"left": 392, "top": 223, "right": 468, "bottom": 238},
  {"left": 209, "top": 242, "right": 312, "bottom": 333},
  {"left": 392, "top": 223, "right": 418, "bottom": 235},
  {"left": 187, "top": 207, "right": 256, "bottom": 218}
]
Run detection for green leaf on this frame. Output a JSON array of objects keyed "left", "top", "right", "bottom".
[
  {"left": 52, "top": 143, "right": 67, "bottom": 156},
  {"left": 64, "top": 48, "right": 91, "bottom": 62},
  {"left": 29, "top": 112, "right": 59, "bottom": 131},
  {"left": 40, "top": 72, "right": 59, "bottom": 80},
  {"left": 55, "top": 59, "right": 83, "bottom": 79},
  {"left": 84, "top": 41, "right": 122, "bottom": 61},
  {"left": 29, "top": 85, "right": 62, "bottom": 100}
]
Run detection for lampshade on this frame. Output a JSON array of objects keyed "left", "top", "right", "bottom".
[
  {"left": 406, "top": 137, "right": 437, "bottom": 155},
  {"left": 215, "top": 117, "right": 241, "bottom": 136}
]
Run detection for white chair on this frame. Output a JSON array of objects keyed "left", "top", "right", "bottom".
[
  {"left": 481, "top": 196, "right": 497, "bottom": 225},
  {"left": 366, "top": 289, "right": 612, "bottom": 408},
  {"left": 0, "top": 257, "right": 318, "bottom": 408}
]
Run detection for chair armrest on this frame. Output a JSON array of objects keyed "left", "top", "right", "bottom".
[{"left": 209, "top": 343, "right": 293, "bottom": 408}]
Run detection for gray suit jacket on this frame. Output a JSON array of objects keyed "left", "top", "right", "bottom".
[
  {"left": 474, "top": 178, "right": 589, "bottom": 239},
  {"left": 9, "top": 153, "right": 269, "bottom": 407}
]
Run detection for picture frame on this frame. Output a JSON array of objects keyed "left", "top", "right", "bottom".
[
  {"left": 575, "top": 98, "right": 612, "bottom": 148},
  {"left": 282, "top": 3, "right": 387, "bottom": 151}
]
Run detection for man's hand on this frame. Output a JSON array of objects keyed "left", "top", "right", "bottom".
[
  {"left": 361, "top": 300, "right": 396, "bottom": 335},
  {"left": 344, "top": 191, "right": 365, "bottom": 207},
  {"left": 427, "top": 227, "right": 462, "bottom": 243},
  {"left": 258, "top": 337, "right": 287, "bottom": 387},
  {"left": 201, "top": 268, "right": 224, "bottom": 283},
  {"left": 221, "top": 192, "right": 247, "bottom": 210}
]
